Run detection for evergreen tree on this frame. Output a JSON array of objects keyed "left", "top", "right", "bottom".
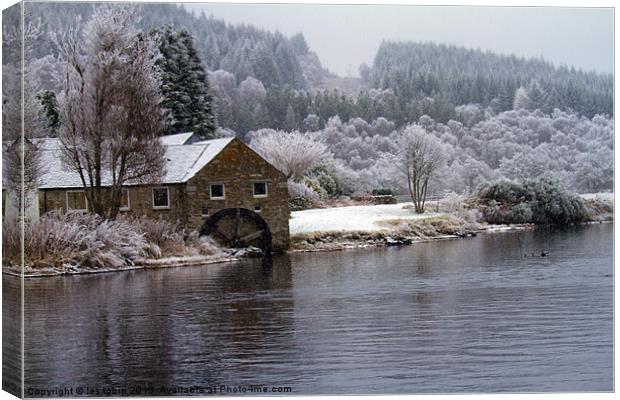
[
  {"left": 289, "top": 33, "right": 309, "bottom": 55},
  {"left": 155, "top": 26, "right": 217, "bottom": 139},
  {"left": 36, "top": 89, "right": 60, "bottom": 136}
]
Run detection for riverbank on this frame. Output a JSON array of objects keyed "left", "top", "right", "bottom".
[
  {"left": 288, "top": 198, "right": 613, "bottom": 253},
  {"left": 4, "top": 197, "right": 612, "bottom": 277},
  {"left": 3, "top": 254, "right": 241, "bottom": 278},
  {"left": 1, "top": 211, "right": 245, "bottom": 278},
  {"left": 289, "top": 214, "right": 535, "bottom": 253}
]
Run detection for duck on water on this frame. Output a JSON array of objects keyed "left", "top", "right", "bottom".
[{"left": 524, "top": 251, "right": 549, "bottom": 257}]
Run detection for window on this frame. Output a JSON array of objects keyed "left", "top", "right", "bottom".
[
  {"left": 152, "top": 187, "right": 169, "bottom": 209},
  {"left": 66, "top": 190, "right": 87, "bottom": 210},
  {"left": 201, "top": 207, "right": 209, "bottom": 217},
  {"left": 210, "top": 184, "right": 225, "bottom": 199},
  {"left": 120, "top": 189, "right": 130, "bottom": 211},
  {"left": 254, "top": 205, "right": 262, "bottom": 213},
  {"left": 253, "top": 182, "right": 268, "bottom": 197}
]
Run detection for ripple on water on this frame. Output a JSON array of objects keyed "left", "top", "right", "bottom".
[{"left": 4, "top": 223, "right": 612, "bottom": 394}]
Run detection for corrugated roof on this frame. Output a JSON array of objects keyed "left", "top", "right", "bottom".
[{"left": 34, "top": 137, "right": 235, "bottom": 189}]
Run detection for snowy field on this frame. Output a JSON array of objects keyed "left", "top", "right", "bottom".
[
  {"left": 290, "top": 203, "right": 443, "bottom": 235},
  {"left": 581, "top": 192, "right": 614, "bottom": 201}
]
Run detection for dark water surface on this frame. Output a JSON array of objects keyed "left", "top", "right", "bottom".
[{"left": 7, "top": 223, "right": 614, "bottom": 394}]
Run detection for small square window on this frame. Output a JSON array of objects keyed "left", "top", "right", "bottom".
[
  {"left": 254, "top": 205, "right": 262, "bottom": 213},
  {"left": 202, "top": 207, "right": 209, "bottom": 217},
  {"left": 210, "top": 184, "right": 225, "bottom": 199},
  {"left": 153, "top": 187, "right": 169, "bottom": 209},
  {"left": 253, "top": 182, "right": 267, "bottom": 197},
  {"left": 67, "top": 190, "right": 87, "bottom": 210},
  {"left": 120, "top": 189, "right": 130, "bottom": 211}
]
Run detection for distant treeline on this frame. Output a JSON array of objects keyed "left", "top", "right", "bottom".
[
  {"left": 19, "top": 2, "right": 324, "bottom": 90},
  {"left": 368, "top": 41, "right": 613, "bottom": 119},
  {"left": 14, "top": 2, "right": 614, "bottom": 137}
]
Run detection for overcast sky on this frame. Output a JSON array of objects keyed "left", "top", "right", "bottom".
[{"left": 185, "top": 3, "right": 613, "bottom": 77}]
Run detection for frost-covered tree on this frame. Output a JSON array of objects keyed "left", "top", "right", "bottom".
[
  {"left": 249, "top": 129, "right": 329, "bottom": 181},
  {"left": 303, "top": 114, "right": 321, "bottom": 131},
  {"left": 513, "top": 81, "right": 550, "bottom": 112},
  {"left": 371, "top": 41, "right": 612, "bottom": 119},
  {"left": 392, "top": 125, "right": 445, "bottom": 213},
  {"left": 359, "top": 63, "right": 371, "bottom": 82},
  {"left": 208, "top": 69, "right": 237, "bottom": 130},
  {"left": 237, "top": 76, "right": 267, "bottom": 135},
  {"left": 155, "top": 26, "right": 216, "bottom": 139},
  {"left": 2, "top": 18, "right": 46, "bottom": 212},
  {"left": 56, "top": 4, "right": 166, "bottom": 219}
]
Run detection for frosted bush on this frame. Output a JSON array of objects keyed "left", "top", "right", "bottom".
[
  {"left": 5, "top": 210, "right": 151, "bottom": 269},
  {"left": 461, "top": 209, "right": 483, "bottom": 225},
  {"left": 288, "top": 180, "right": 320, "bottom": 200},
  {"left": 439, "top": 192, "right": 465, "bottom": 213},
  {"left": 3, "top": 210, "right": 226, "bottom": 270}
]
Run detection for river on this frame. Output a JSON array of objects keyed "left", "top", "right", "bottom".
[{"left": 3, "top": 223, "right": 613, "bottom": 395}]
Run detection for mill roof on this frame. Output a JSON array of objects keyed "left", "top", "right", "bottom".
[{"left": 29, "top": 135, "right": 235, "bottom": 189}]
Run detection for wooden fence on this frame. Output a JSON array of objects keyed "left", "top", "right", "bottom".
[{"left": 394, "top": 193, "right": 445, "bottom": 204}]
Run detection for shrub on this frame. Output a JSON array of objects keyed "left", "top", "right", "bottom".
[
  {"left": 372, "top": 188, "right": 394, "bottom": 196},
  {"left": 288, "top": 180, "right": 320, "bottom": 200},
  {"left": 478, "top": 180, "right": 529, "bottom": 203},
  {"left": 379, "top": 215, "right": 469, "bottom": 238},
  {"left": 3, "top": 210, "right": 225, "bottom": 270},
  {"left": 303, "top": 177, "right": 328, "bottom": 200},
  {"left": 288, "top": 180, "right": 320, "bottom": 210},
  {"left": 524, "top": 179, "right": 588, "bottom": 224},
  {"left": 477, "top": 178, "right": 587, "bottom": 225},
  {"left": 584, "top": 198, "right": 614, "bottom": 221},
  {"left": 3, "top": 211, "right": 152, "bottom": 269},
  {"left": 508, "top": 203, "right": 533, "bottom": 223},
  {"left": 288, "top": 197, "right": 315, "bottom": 211},
  {"left": 439, "top": 192, "right": 465, "bottom": 213},
  {"left": 307, "top": 165, "right": 342, "bottom": 198}
]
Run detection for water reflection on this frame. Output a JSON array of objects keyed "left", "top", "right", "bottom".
[
  {"left": 8, "top": 223, "right": 613, "bottom": 394},
  {"left": 2, "top": 275, "right": 22, "bottom": 397}
]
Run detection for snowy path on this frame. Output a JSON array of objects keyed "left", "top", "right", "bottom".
[{"left": 289, "top": 203, "right": 443, "bottom": 235}]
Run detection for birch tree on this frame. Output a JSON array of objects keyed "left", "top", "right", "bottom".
[
  {"left": 393, "top": 125, "right": 445, "bottom": 213},
  {"left": 56, "top": 4, "right": 166, "bottom": 219}
]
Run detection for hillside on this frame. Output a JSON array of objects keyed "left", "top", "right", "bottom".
[
  {"left": 369, "top": 41, "right": 613, "bottom": 119},
  {"left": 17, "top": 3, "right": 613, "bottom": 124},
  {"left": 20, "top": 2, "right": 329, "bottom": 90}
]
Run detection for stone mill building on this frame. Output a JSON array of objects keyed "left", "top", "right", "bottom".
[{"left": 29, "top": 132, "right": 290, "bottom": 251}]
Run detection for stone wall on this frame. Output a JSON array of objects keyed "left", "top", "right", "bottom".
[
  {"left": 185, "top": 138, "right": 290, "bottom": 251},
  {"left": 39, "top": 184, "right": 187, "bottom": 224}
]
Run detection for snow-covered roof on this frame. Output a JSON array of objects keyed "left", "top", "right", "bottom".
[
  {"left": 34, "top": 137, "right": 235, "bottom": 189},
  {"left": 159, "top": 132, "right": 196, "bottom": 146}
]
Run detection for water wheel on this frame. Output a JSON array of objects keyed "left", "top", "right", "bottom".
[{"left": 200, "top": 208, "right": 272, "bottom": 254}]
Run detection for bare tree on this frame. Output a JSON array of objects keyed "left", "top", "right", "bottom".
[
  {"left": 393, "top": 125, "right": 445, "bottom": 213},
  {"left": 249, "top": 129, "right": 330, "bottom": 181},
  {"left": 55, "top": 4, "right": 166, "bottom": 219}
]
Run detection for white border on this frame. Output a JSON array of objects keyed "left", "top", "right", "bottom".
[
  {"left": 119, "top": 188, "right": 130, "bottom": 211},
  {"left": 209, "top": 183, "right": 226, "bottom": 200},
  {"left": 65, "top": 190, "right": 87, "bottom": 211},
  {"left": 253, "top": 181, "right": 268, "bottom": 198},
  {"left": 152, "top": 187, "right": 170, "bottom": 209}
]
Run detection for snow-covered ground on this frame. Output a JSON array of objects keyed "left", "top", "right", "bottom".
[
  {"left": 290, "top": 203, "right": 443, "bottom": 235},
  {"left": 581, "top": 192, "right": 614, "bottom": 201}
]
